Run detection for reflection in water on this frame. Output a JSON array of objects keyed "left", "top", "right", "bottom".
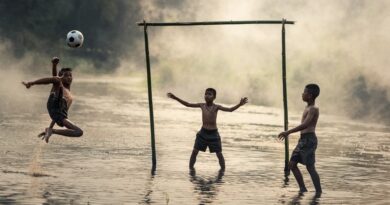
[
  {"left": 310, "top": 192, "right": 322, "bottom": 205},
  {"left": 142, "top": 175, "right": 155, "bottom": 205},
  {"left": 142, "top": 174, "right": 170, "bottom": 205},
  {"left": 287, "top": 192, "right": 321, "bottom": 205},
  {"left": 189, "top": 169, "right": 224, "bottom": 204},
  {"left": 289, "top": 192, "right": 304, "bottom": 205}
]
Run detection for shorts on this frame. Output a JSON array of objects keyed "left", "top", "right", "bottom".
[
  {"left": 290, "top": 132, "right": 318, "bottom": 166},
  {"left": 194, "top": 128, "right": 222, "bottom": 153},
  {"left": 48, "top": 108, "right": 67, "bottom": 127},
  {"left": 47, "top": 92, "right": 68, "bottom": 127}
]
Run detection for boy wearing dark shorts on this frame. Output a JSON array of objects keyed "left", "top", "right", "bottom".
[
  {"left": 37, "top": 57, "right": 63, "bottom": 141},
  {"left": 278, "top": 84, "right": 322, "bottom": 193},
  {"left": 167, "top": 88, "right": 248, "bottom": 171},
  {"left": 22, "top": 57, "right": 83, "bottom": 143}
]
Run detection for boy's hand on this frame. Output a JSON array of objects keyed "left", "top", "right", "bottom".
[
  {"left": 22, "top": 81, "right": 32, "bottom": 89},
  {"left": 278, "top": 131, "right": 289, "bottom": 141},
  {"left": 51, "top": 57, "right": 59, "bottom": 65},
  {"left": 167, "top": 92, "right": 176, "bottom": 99},
  {"left": 239, "top": 97, "right": 248, "bottom": 106}
]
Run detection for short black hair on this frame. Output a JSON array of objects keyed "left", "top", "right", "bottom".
[
  {"left": 205, "top": 88, "right": 217, "bottom": 97},
  {"left": 305, "top": 84, "right": 320, "bottom": 99},
  {"left": 59, "top": 67, "right": 72, "bottom": 76}
]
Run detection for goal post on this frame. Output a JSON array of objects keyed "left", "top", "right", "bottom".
[{"left": 138, "top": 19, "right": 294, "bottom": 176}]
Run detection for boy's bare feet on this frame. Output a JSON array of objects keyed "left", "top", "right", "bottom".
[
  {"left": 37, "top": 131, "right": 45, "bottom": 139},
  {"left": 43, "top": 128, "right": 53, "bottom": 143},
  {"left": 299, "top": 187, "right": 308, "bottom": 193}
]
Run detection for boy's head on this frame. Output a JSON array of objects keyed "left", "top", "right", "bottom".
[
  {"left": 302, "top": 83, "right": 320, "bottom": 102},
  {"left": 59, "top": 68, "right": 73, "bottom": 85},
  {"left": 204, "top": 88, "right": 216, "bottom": 103}
]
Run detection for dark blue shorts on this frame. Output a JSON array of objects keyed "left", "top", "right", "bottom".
[
  {"left": 290, "top": 133, "right": 318, "bottom": 166},
  {"left": 194, "top": 128, "right": 222, "bottom": 153}
]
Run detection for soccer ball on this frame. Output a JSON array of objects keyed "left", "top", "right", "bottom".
[{"left": 66, "top": 30, "right": 84, "bottom": 48}]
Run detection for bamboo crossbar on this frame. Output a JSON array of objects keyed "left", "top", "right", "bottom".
[{"left": 138, "top": 20, "right": 294, "bottom": 27}]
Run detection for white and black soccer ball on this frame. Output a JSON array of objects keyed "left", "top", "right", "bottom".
[{"left": 66, "top": 30, "right": 84, "bottom": 48}]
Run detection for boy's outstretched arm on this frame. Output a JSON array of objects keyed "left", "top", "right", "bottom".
[
  {"left": 218, "top": 97, "right": 248, "bottom": 112},
  {"left": 278, "top": 107, "right": 318, "bottom": 140},
  {"left": 22, "top": 77, "right": 60, "bottom": 89},
  {"left": 167, "top": 92, "right": 201, "bottom": 108},
  {"left": 52, "top": 57, "right": 59, "bottom": 76}
]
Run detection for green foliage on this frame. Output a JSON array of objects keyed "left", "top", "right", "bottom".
[{"left": 0, "top": 0, "right": 142, "bottom": 70}]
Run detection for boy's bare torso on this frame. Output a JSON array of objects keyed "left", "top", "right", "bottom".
[
  {"left": 201, "top": 103, "right": 218, "bottom": 130},
  {"left": 62, "top": 87, "right": 73, "bottom": 109},
  {"left": 52, "top": 83, "right": 73, "bottom": 109},
  {"left": 301, "top": 105, "right": 319, "bottom": 134}
]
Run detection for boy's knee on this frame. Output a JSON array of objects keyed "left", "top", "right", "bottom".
[
  {"left": 306, "top": 165, "right": 316, "bottom": 172},
  {"left": 76, "top": 129, "right": 83, "bottom": 137},
  {"left": 289, "top": 161, "right": 298, "bottom": 170}
]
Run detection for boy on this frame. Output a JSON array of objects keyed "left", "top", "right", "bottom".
[
  {"left": 167, "top": 88, "right": 248, "bottom": 171},
  {"left": 278, "top": 84, "right": 322, "bottom": 193},
  {"left": 37, "top": 57, "right": 59, "bottom": 140},
  {"left": 22, "top": 57, "right": 83, "bottom": 143}
]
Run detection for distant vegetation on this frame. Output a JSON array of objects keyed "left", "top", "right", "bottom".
[{"left": 0, "top": 0, "right": 142, "bottom": 70}]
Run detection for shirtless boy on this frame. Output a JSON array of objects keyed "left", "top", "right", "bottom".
[
  {"left": 37, "top": 57, "right": 60, "bottom": 140},
  {"left": 167, "top": 88, "right": 248, "bottom": 171},
  {"left": 278, "top": 84, "right": 322, "bottom": 193},
  {"left": 22, "top": 57, "right": 83, "bottom": 143}
]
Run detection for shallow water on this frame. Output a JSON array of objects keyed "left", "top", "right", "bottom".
[{"left": 1, "top": 77, "right": 389, "bottom": 204}]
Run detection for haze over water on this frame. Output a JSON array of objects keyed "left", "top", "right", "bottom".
[{"left": 0, "top": 77, "right": 389, "bottom": 204}]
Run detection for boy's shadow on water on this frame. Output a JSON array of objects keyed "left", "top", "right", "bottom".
[
  {"left": 282, "top": 176, "right": 321, "bottom": 205},
  {"left": 288, "top": 192, "right": 322, "bottom": 205},
  {"left": 189, "top": 169, "right": 224, "bottom": 205}
]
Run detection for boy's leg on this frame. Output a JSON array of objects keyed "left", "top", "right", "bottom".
[
  {"left": 189, "top": 149, "right": 199, "bottom": 170},
  {"left": 306, "top": 165, "right": 322, "bottom": 193},
  {"left": 289, "top": 161, "right": 307, "bottom": 192},
  {"left": 38, "top": 121, "right": 55, "bottom": 139},
  {"left": 37, "top": 131, "right": 45, "bottom": 138},
  {"left": 48, "top": 119, "right": 83, "bottom": 143},
  {"left": 216, "top": 152, "right": 225, "bottom": 171}
]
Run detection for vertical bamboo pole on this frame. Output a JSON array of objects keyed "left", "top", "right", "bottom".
[
  {"left": 143, "top": 21, "right": 157, "bottom": 172},
  {"left": 282, "top": 19, "right": 290, "bottom": 176}
]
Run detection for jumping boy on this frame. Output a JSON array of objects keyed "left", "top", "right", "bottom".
[
  {"left": 37, "top": 57, "right": 60, "bottom": 140},
  {"left": 167, "top": 88, "right": 248, "bottom": 171},
  {"left": 278, "top": 84, "right": 322, "bottom": 193},
  {"left": 22, "top": 57, "right": 83, "bottom": 143}
]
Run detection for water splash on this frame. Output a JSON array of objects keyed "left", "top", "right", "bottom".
[{"left": 28, "top": 142, "right": 46, "bottom": 177}]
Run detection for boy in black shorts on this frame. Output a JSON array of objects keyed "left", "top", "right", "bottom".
[
  {"left": 37, "top": 57, "right": 60, "bottom": 141},
  {"left": 167, "top": 88, "right": 248, "bottom": 171},
  {"left": 22, "top": 57, "right": 83, "bottom": 143},
  {"left": 278, "top": 84, "right": 322, "bottom": 193}
]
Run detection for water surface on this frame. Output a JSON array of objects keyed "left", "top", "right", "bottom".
[{"left": 0, "top": 77, "right": 389, "bottom": 204}]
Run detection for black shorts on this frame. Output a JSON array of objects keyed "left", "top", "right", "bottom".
[
  {"left": 194, "top": 128, "right": 222, "bottom": 153},
  {"left": 47, "top": 92, "right": 68, "bottom": 127},
  {"left": 48, "top": 108, "right": 67, "bottom": 127},
  {"left": 290, "top": 133, "right": 318, "bottom": 166}
]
